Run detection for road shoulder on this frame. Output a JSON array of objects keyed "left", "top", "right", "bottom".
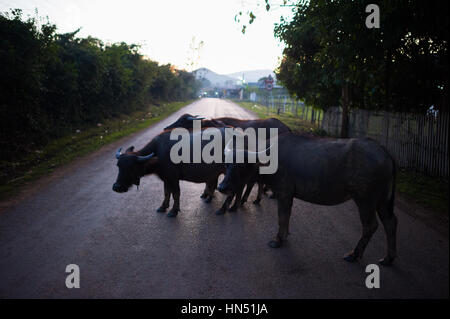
[
  {"left": 0, "top": 102, "right": 194, "bottom": 214},
  {"left": 396, "top": 192, "right": 449, "bottom": 238}
]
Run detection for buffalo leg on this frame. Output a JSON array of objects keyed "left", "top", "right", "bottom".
[
  {"left": 201, "top": 176, "right": 218, "bottom": 202},
  {"left": 229, "top": 186, "right": 244, "bottom": 212},
  {"left": 344, "top": 199, "right": 378, "bottom": 262},
  {"left": 241, "top": 181, "right": 263, "bottom": 205},
  {"left": 268, "top": 196, "right": 293, "bottom": 248},
  {"left": 240, "top": 181, "right": 255, "bottom": 205},
  {"left": 157, "top": 183, "right": 171, "bottom": 213},
  {"left": 253, "top": 182, "right": 264, "bottom": 205},
  {"left": 167, "top": 182, "right": 180, "bottom": 217},
  {"left": 200, "top": 183, "right": 211, "bottom": 199},
  {"left": 203, "top": 178, "right": 217, "bottom": 203},
  {"left": 215, "top": 194, "right": 234, "bottom": 215},
  {"left": 376, "top": 200, "right": 397, "bottom": 266},
  {"left": 200, "top": 186, "right": 209, "bottom": 199}
]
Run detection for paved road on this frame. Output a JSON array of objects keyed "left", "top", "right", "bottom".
[{"left": 0, "top": 99, "right": 448, "bottom": 298}]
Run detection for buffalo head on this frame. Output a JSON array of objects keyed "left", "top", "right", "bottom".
[
  {"left": 112, "top": 146, "right": 157, "bottom": 193},
  {"left": 217, "top": 140, "right": 271, "bottom": 195}
]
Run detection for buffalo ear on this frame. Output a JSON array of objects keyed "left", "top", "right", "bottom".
[
  {"left": 126, "top": 146, "right": 135, "bottom": 152},
  {"left": 147, "top": 156, "right": 158, "bottom": 165}
]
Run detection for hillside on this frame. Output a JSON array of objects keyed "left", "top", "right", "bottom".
[
  {"left": 193, "top": 68, "right": 277, "bottom": 88},
  {"left": 193, "top": 68, "right": 237, "bottom": 88},
  {"left": 226, "top": 69, "right": 275, "bottom": 83}
]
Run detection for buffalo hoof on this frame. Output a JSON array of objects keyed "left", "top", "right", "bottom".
[
  {"left": 268, "top": 240, "right": 282, "bottom": 248},
  {"left": 156, "top": 207, "right": 167, "bottom": 213},
  {"left": 203, "top": 196, "right": 212, "bottom": 203},
  {"left": 229, "top": 205, "right": 238, "bottom": 212},
  {"left": 240, "top": 198, "right": 248, "bottom": 205},
  {"left": 200, "top": 193, "right": 208, "bottom": 199},
  {"left": 253, "top": 199, "right": 261, "bottom": 205},
  {"left": 215, "top": 208, "right": 226, "bottom": 215},
  {"left": 379, "top": 255, "right": 395, "bottom": 266},
  {"left": 343, "top": 251, "right": 359, "bottom": 262},
  {"left": 167, "top": 210, "right": 179, "bottom": 217}
]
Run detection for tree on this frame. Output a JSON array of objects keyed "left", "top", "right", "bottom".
[
  {"left": 238, "top": 1, "right": 449, "bottom": 135},
  {"left": 276, "top": 1, "right": 447, "bottom": 107},
  {"left": 0, "top": 9, "right": 201, "bottom": 161}
]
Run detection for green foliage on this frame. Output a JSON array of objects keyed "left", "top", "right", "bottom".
[
  {"left": 235, "top": 100, "right": 320, "bottom": 133},
  {"left": 397, "top": 170, "right": 449, "bottom": 214},
  {"left": 0, "top": 101, "right": 191, "bottom": 200},
  {"left": 0, "top": 9, "right": 201, "bottom": 161},
  {"left": 271, "top": 1, "right": 448, "bottom": 113}
]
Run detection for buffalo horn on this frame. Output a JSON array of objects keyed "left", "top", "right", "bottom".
[
  {"left": 115, "top": 148, "right": 122, "bottom": 159},
  {"left": 187, "top": 116, "right": 206, "bottom": 121},
  {"left": 137, "top": 152, "right": 155, "bottom": 162},
  {"left": 224, "top": 139, "right": 274, "bottom": 160}
]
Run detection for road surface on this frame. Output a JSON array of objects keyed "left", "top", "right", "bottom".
[{"left": 0, "top": 98, "right": 448, "bottom": 298}]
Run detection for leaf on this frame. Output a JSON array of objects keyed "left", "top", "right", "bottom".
[{"left": 249, "top": 12, "right": 256, "bottom": 24}]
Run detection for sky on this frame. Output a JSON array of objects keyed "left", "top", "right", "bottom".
[{"left": 0, "top": 0, "right": 294, "bottom": 74}]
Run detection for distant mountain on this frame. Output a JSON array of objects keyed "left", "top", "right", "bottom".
[
  {"left": 192, "top": 67, "right": 278, "bottom": 88},
  {"left": 192, "top": 68, "right": 238, "bottom": 88},
  {"left": 226, "top": 69, "right": 276, "bottom": 83}
]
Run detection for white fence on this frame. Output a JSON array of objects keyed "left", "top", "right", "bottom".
[
  {"left": 243, "top": 92, "right": 448, "bottom": 178},
  {"left": 321, "top": 107, "right": 449, "bottom": 178},
  {"left": 245, "top": 93, "right": 323, "bottom": 126}
]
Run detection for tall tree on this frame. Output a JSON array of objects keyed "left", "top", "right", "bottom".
[
  {"left": 0, "top": 9, "right": 201, "bottom": 160},
  {"left": 239, "top": 1, "right": 448, "bottom": 135}
]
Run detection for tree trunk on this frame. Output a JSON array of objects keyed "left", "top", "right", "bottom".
[{"left": 341, "top": 82, "right": 349, "bottom": 138}]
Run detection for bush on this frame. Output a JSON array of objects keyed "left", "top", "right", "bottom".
[{"left": 0, "top": 9, "right": 200, "bottom": 161}]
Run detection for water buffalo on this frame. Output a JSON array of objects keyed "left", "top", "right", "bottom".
[
  {"left": 218, "top": 133, "right": 397, "bottom": 266},
  {"left": 164, "top": 113, "right": 290, "bottom": 205},
  {"left": 164, "top": 113, "right": 291, "bottom": 134},
  {"left": 163, "top": 114, "right": 230, "bottom": 204},
  {"left": 113, "top": 128, "right": 234, "bottom": 217},
  {"left": 164, "top": 114, "right": 227, "bottom": 130}
]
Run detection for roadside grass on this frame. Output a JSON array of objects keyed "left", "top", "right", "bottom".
[
  {"left": 234, "top": 100, "right": 325, "bottom": 134},
  {"left": 234, "top": 100, "right": 449, "bottom": 215},
  {"left": 397, "top": 170, "right": 448, "bottom": 214},
  {"left": 0, "top": 100, "right": 192, "bottom": 201}
]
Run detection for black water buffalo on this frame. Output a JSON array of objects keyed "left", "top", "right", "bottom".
[
  {"left": 163, "top": 114, "right": 229, "bottom": 204},
  {"left": 164, "top": 113, "right": 291, "bottom": 134},
  {"left": 164, "top": 114, "right": 247, "bottom": 212},
  {"left": 164, "top": 113, "right": 290, "bottom": 205},
  {"left": 218, "top": 133, "right": 397, "bottom": 266},
  {"left": 164, "top": 114, "right": 227, "bottom": 130},
  {"left": 113, "top": 128, "right": 234, "bottom": 216}
]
